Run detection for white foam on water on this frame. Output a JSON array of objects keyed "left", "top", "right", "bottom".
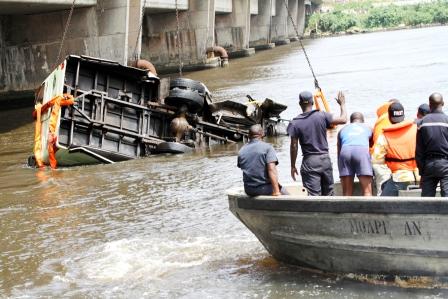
[{"left": 51, "top": 233, "right": 262, "bottom": 287}]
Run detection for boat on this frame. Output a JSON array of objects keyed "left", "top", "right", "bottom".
[
  {"left": 227, "top": 183, "right": 448, "bottom": 276},
  {"left": 30, "top": 55, "right": 288, "bottom": 168}
]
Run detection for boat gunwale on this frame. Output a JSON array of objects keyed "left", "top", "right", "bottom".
[{"left": 228, "top": 189, "right": 448, "bottom": 214}]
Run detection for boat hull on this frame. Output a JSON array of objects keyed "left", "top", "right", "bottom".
[{"left": 228, "top": 191, "right": 448, "bottom": 276}]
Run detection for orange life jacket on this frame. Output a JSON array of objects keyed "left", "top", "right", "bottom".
[
  {"left": 376, "top": 102, "right": 391, "bottom": 118},
  {"left": 372, "top": 114, "right": 391, "bottom": 147},
  {"left": 370, "top": 102, "right": 393, "bottom": 153},
  {"left": 383, "top": 120, "right": 417, "bottom": 173}
]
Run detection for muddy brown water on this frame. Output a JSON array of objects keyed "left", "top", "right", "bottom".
[{"left": 1, "top": 26, "right": 448, "bottom": 298}]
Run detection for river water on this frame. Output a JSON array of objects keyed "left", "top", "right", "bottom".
[{"left": 1, "top": 26, "right": 448, "bottom": 298}]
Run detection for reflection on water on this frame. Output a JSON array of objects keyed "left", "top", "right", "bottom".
[{"left": 1, "top": 26, "right": 448, "bottom": 297}]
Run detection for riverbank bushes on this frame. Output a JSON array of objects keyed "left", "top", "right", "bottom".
[{"left": 306, "top": 1, "right": 448, "bottom": 34}]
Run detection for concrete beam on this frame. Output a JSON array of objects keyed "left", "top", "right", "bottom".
[
  {"left": 145, "top": 0, "right": 188, "bottom": 14},
  {"left": 215, "top": 0, "right": 232, "bottom": 14},
  {"left": 250, "top": 0, "right": 258, "bottom": 15},
  {"left": 0, "top": 0, "right": 97, "bottom": 15}
]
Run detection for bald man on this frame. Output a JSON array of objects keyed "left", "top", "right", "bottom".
[
  {"left": 337, "top": 112, "right": 373, "bottom": 196},
  {"left": 238, "top": 124, "right": 287, "bottom": 196},
  {"left": 416, "top": 93, "right": 448, "bottom": 197}
]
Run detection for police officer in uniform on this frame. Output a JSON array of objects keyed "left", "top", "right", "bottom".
[{"left": 416, "top": 93, "right": 448, "bottom": 197}]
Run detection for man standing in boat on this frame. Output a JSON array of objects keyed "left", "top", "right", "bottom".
[
  {"left": 237, "top": 124, "right": 287, "bottom": 196},
  {"left": 416, "top": 93, "right": 448, "bottom": 197},
  {"left": 372, "top": 102, "right": 419, "bottom": 196},
  {"left": 371, "top": 100, "right": 397, "bottom": 195},
  {"left": 337, "top": 112, "right": 373, "bottom": 196},
  {"left": 416, "top": 103, "right": 430, "bottom": 121},
  {"left": 288, "top": 91, "right": 347, "bottom": 196}
]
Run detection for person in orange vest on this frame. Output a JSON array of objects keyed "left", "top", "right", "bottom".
[
  {"left": 371, "top": 101, "right": 393, "bottom": 149},
  {"left": 371, "top": 99, "right": 398, "bottom": 195},
  {"left": 372, "top": 102, "right": 419, "bottom": 196}
]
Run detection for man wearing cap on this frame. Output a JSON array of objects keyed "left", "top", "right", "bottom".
[
  {"left": 416, "top": 93, "right": 448, "bottom": 197},
  {"left": 288, "top": 91, "right": 347, "bottom": 196},
  {"left": 238, "top": 124, "right": 287, "bottom": 196},
  {"left": 371, "top": 99, "right": 398, "bottom": 195},
  {"left": 416, "top": 103, "right": 430, "bottom": 123},
  {"left": 372, "top": 102, "right": 419, "bottom": 196}
]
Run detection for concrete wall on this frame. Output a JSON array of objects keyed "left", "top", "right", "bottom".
[
  {"left": 214, "top": 0, "right": 250, "bottom": 53},
  {"left": 0, "top": 0, "right": 129, "bottom": 97},
  {"left": 141, "top": 0, "right": 215, "bottom": 73}
]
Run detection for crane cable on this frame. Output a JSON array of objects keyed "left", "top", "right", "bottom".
[
  {"left": 53, "top": 0, "right": 76, "bottom": 70},
  {"left": 282, "top": 0, "right": 332, "bottom": 116},
  {"left": 175, "top": 0, "right": 183, "bottom": 76},
  {"left": 132, "top": 0, "right": 148, "bottom": 62},
  {"left": 282, "top": 0, "right": 320, "bottom": 90}
]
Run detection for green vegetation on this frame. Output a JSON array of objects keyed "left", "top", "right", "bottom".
[{"left": 306, "top": 1, "right": 448, "bottom": 34}]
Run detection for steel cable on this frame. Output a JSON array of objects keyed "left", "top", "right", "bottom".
[
  {"left": 175, "top": 0, "right": 183, "bottom": 76},
  {"left": 53, "top": 0, "right": 76, "bottom": 70},
  {"left": 132, "top": 0, "right": 148, "bottom": 62},
  {"left": 283, "top": 0, "right": 320, "bottom": 89}
]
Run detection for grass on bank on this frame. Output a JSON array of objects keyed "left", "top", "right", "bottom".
[{"left": 306, "top": 0, "right": 448, "bottom": 34}]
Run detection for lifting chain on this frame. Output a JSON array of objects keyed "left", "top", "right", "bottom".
[
  {"left": 53, "top": 0, "right": 76, "bottom": 70},
  {"left": 175, "top": 0, "right": 183, "bottom": 77},
  {"left": 283, "top": 0, "right": 320, "bottom": 89},
  {"left": 132, "top": 0, "right": 148, "bottom": 62}
]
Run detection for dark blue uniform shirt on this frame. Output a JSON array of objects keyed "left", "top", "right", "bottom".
[
  {"left": 416, "top": 110, "right": 448, "bottom": 174},
  {"left": 287, "top": 110, "right": 333, "bottom": 156}
]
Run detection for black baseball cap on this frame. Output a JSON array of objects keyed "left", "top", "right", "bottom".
[
  {"left": 418, "top": 103, "right": 430, "bottom": 116},
  {"left": 299, "top": 91, "right": 314, "bottom": 105},
  {"left": 388, "top": 102, "right": 405, "bottom": 123}
]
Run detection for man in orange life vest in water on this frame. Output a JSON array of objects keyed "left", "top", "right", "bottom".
[{"left": 372, "top": 102, "right": 420, "bottom": 196}]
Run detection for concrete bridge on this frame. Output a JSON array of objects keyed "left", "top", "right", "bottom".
[{"left": 0, "top": 0, "right": 320, "bottom": 101}]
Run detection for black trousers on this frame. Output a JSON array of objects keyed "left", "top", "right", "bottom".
[
  {"left": 300, "top": 154, "right": 334, "bottom": 196},
  {"left": 421, "top": 157, "right": 448, "bottom": 197}
]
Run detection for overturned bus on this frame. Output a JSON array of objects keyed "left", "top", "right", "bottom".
[{"left": 30, "top": 55, "right": 287, "bottom": 168}]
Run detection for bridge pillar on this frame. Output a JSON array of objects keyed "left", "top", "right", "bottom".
[
  {"left": 249, "top": 0, "right": 275, "bottom": 50},
  {"left": 141, "top": 0, "right": 217, "bottom": 74},
  {"left": 297, "top": 0, "right": 306, "bottom": 36},
  {"left": 272, "top": 0, "right": 290, "bottom": 45},
  {"left": 214, "top": 0, "right": 254, "bottom": 58},
  {"left": 287, "top": 0, "right": 299, "bottom": 41}
]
